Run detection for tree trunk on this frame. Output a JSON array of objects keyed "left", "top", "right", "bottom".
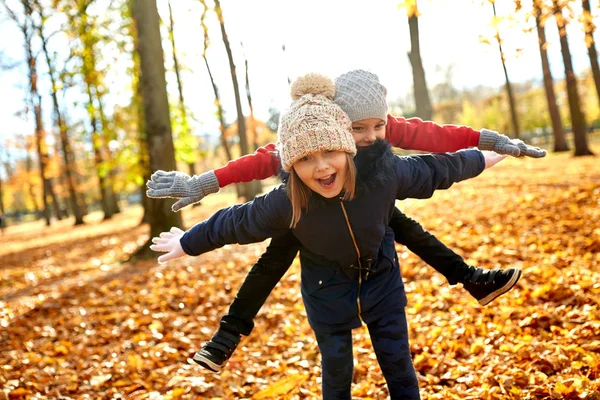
[
  {"left": 86, "top": 88, "right": 114, "bottom": 219},
  {"left": 74, "top": 16, "right": 113, "bottom": 219},
  {"left": 24, "top": 150, "right": 41, "bottom": 216},
  {"left": 582, "top": 0, "right": 600, "bottom": 106},
  {"left": 493, "top": 2, "right": 520, "bottom": 137},
  {"left": 203, "top": 55, "right": 231, "bottom": 161},
  {"left": 27, "top": 51, "right": 55, "bottom": 224},
  {"left": 32, "top": 98, "right": 51, "bottom": 226},
  {"left": 96, "top": 97, "right": 121, "bottom": 215},
  {"left": 127, "top": 0, "right": 150, "bottom": 225},
  {"left": 214, "top": 0, "right": 257, "bottom": 200},
  {"left": 200, "top": 2, "right": 232, "bottom": 162},
  {"left": 12, "top": 1, "right": 60, "bottom": 225},
  {"left": 241, "top": 41, "right": 262, "bottom": 195},
  {"left": 132, "top": 0, "right": 182, "bottom": 256},
  {"left": 407, "top": 1, "right": 433, "bottom": 121},
  {"left": 167, "top": 0, "right": 196, "bottom": 177},
  {"left": 36, "top": 1, "right": 85, "bottom": 224},
  {"left": 533, "top": 1, "right": 568, "bottom": 152},
  {"left": 0, "top": 176, "right": 4, "bottom": 215},
  {"left": 553, "top": 1, "right": 594, "bottom": 156},
  {"left": 71, "top": 7, "right": 120, "bottom": 218},
  {"left": 46, "top": 177, "right": 63, "bottom": 220}
]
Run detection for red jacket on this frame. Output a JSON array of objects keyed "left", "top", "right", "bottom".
[{"left": 214, "top": 114, "right": 481, "bottom": 187}]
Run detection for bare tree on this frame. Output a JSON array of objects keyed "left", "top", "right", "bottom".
[
  {"left": 3, "top": 0, "right": 64, "bottom": 225},
  {"left": 34, "top": 0, "right": 86, "bottom": 224},
  {"left": 406, "top": 0, "right": 433, "bottom": 120},
  {"left": 21, "top": 136, "right": 41, "bottom": 216},
  {"left": 167, "top": 0, "right": 196, "bottom": 176},
  {"left": 0, "top": 144, "right": 5, "bottom": 216},
  {"left": 132, "top": 0, "right": 182, "bottom": 255},
  {"left": 213, "top": 0, "right": 258, "bottom": 200},
  {"left": 199, "top": 0, "right": 231, "bottom": 162},
  {"left": 552, "top": 0, "right": 594, "bottom": 156},
  {"left": 491, "top": 0, "right": 521, "bottom": 137},
  {"left": 582, "top": 0, "right": 600, "bottom": 106},
  {"left": 63, "top": 0, "right": 120, "bottom": 219},
  {"left": 532, "top": 0, "right": 568, "bottom": 151},
  {"left": 241, "top": 41, "right": 262, "bottom": 194}
]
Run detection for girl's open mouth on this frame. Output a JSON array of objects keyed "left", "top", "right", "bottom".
[{"left": 317, "top": 173, "right": 337, "bottom": 189}]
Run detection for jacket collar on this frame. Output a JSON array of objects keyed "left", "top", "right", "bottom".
[{"left": 306, "top": 139, "right": 394, "bottom": 206}]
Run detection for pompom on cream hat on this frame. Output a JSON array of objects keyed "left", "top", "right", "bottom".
[{"left": 277, "top": 73, "right": 357, "bottom": 172}]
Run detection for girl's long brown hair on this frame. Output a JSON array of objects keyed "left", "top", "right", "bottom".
[{"left": 286, "top": 153, "right": 356, "bottom": 228}]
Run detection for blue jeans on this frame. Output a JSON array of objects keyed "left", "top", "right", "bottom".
[{"left": 315, "top": 310, "right": 420, "bottom": 400}]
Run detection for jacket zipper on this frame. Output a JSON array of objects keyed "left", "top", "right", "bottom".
[{"left": 339, "top": 202, "right": 365, "bottom": 325}]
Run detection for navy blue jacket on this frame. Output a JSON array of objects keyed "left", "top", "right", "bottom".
[{"left": 181, "top": 146, "right": 485, "bottom": 332}]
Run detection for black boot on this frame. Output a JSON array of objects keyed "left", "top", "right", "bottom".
[
  {"left": 189, "top": 326, "right": 241, "bottom": 373},
  {"left": 461, "top": 266, "right": 522, "bottom": 306}
]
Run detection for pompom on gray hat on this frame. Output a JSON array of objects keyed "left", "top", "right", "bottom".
[
  {"left": 334, "top": 69, "right": 388, "bottom": 123},
  {"left": 277, "top": 73, "right": 357, "bottom": 172}
]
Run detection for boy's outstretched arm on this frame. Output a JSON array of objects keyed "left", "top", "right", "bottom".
[
  {"left": 146, "top": 143, "right": 281, "bottom": 211},
  {"left": 385, "top": 115, "right": 546, "bottom": 158}
]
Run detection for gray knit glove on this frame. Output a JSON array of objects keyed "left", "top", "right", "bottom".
[
  {"left": 146, "top": 170, "right": 220, "bottom": 212},
  {"left": 478, "top": 129, "right": 547, "bottom": 158}
]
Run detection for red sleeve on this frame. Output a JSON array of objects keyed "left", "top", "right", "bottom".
[
  {"left": 385, "top": 114, "right": 481, "bottom": 152},
  {"left": 213, "top": 143, "right": 281, "bottom": 188}
]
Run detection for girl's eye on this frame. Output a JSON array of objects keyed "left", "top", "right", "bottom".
[
  {"left": 299, "top": 155, "right": 310, "bottom": 162},
  {"left": 352, "top": 126, "right": 363, "bottom": 132},
  {"left": 376, "top": 124, "right": 385, "bottom": 130},
  {"left": 324, "top": 150, "right": 334, "bottom": 154}
]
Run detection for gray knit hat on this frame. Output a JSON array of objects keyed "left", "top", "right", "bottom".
[
  {"left": 334, "top": 69, "right": 388, "bottom": 122},
  {"left": 277, "top": 73, "right": 356, "bottom": 172}
]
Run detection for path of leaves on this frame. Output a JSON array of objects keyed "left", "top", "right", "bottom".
[{"left": 1, "top": 150, "right": 599, "bottom": 399}]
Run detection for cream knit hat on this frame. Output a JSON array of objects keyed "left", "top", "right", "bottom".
[{"left": 277, "top": 73, "right": 357, "bottom": 172}]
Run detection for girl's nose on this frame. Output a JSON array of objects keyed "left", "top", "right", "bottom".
[{"left": 314, "top": 156, "right": 329, "bottom": 171}]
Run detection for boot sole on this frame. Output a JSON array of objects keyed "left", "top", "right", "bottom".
[
  {"left": 187, "top": 354, "right": 223, "bottom": 373},
  {"left": 477, "top": 269, "right": 522, "bottom": 306}
]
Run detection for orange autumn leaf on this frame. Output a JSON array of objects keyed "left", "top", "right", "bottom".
[{"left": 251, "top": 374, "right": 309, "bottom": 399}]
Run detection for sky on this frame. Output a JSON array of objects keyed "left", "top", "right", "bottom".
[{"left": 0, "top": 0, "right": 598, "bottom": 155}]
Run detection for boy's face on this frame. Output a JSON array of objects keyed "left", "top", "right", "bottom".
[
  {"left": 293, "top": 150, "right": 348, "bottom": 198},
  {"left": 351, "top": 118, "right": 386, "bottom": 147}
]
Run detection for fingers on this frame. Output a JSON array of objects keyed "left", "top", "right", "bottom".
[
  {"left": 146, "top": 189, "right": 178, "bottom": 198},
  {"left": 150, "top": 243, "right": 170, "bottom": 252},
  {"left": 518, "top": 142, "right": 547, "bottom": 158},
  {"left": 146, "top": 180, "right": 175, "bottom": 190},
  {"left": 151, "top": 176, "right": 177, "bottom": 185},
  {"left": 158, "top": 251, "right": 175, "bottom": 264},
  {"left": 172, "top": 197, "right": 198, "bottom": 212},
  {"left": 150, "top": 170, "right": 177, "bottom": 180},
  {"left": 496, "top": 143, "right": 521, "bottom": 157},
  {"left": 170, "top": 227, "right": 184, "bottom": 234},
  {"left": 482, "top": 151, "right": 508, "bottom": 169}
]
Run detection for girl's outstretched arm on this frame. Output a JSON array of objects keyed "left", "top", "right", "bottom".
[
  {"left": 394, "top": 149, "right": 490, "bottom": 200},
  {"left": 150, "top": 186, "right": 291, "bottom": 263},
  {"left": 146, "top": 144, "right": 281, "bottom": 212}
]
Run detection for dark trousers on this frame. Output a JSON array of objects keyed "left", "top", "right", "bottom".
[
  {"left": 221, "top": 207, "right": 468, "bottom": 335},
  {"left": 221, "top": 231, "right": 299, "bottom": 335},
  {"left": 315, "top": 310, "right": 420, "bottom": 400}
]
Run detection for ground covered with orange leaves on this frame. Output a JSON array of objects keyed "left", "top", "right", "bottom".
[{"left": 1, "top": 149, "right": 599, "bottom": 400}]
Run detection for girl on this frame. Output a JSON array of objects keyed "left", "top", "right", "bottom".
[
  {"left": 151, "top": 73, "right": 506, "bottom": 399},
  {"left": 148, "top": 70, "right": 528, "bottom": 373}
]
